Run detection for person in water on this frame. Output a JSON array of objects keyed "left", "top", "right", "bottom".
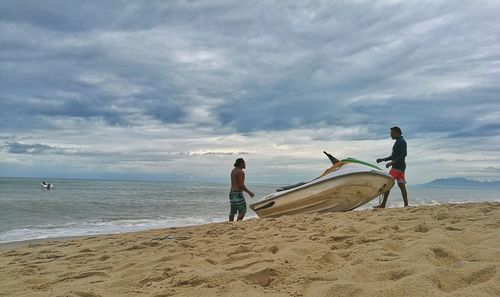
[
  {"left": 229, "top": 158, "right": 254, "bottom": 221},
  {"left": 375, "top": 126, "right": 409, "bottom": 208}
]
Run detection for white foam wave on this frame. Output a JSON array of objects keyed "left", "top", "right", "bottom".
[
  {"left": 0, "top": 216, "right": 226, "bottom": 244},
  {"left": 357, "top": 198, "right": 499, "bottom": 210}
]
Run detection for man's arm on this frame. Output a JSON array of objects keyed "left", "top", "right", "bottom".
[
  {"left": 238, "top": 171, "right": 254, "bottom": 197},
  {"left": 376, "top": 156, "right": 392, "bottom": 163}
]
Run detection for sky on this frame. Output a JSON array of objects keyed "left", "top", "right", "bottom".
[{"left": 1, "top": 0, "right": 499, "bottom": 184}]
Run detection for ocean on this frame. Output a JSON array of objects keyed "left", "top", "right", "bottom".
[{"left": 1, "top": 177, "right": 499, "bottom": 244}]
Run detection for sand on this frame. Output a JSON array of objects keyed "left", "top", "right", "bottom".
[{"left": 0, "top": 202, "right": 499, "bottom": 297}]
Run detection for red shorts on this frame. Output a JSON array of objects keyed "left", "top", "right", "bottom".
[{"left": 389, "top": 168, "right": 406, "bottom": 184}]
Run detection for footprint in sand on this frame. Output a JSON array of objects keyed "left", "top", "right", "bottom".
[
  {"left": 168, "top": 271, "right": 205, "bottom": 287},
  {"left": 98, "top": 255, "right": 110, "bottom": 261},
  {"left": 376, "top": 252, "right": 400, "bottom": 262},
  {"left": 430, "top": 265, "right": 496, "bottom": 292},
  {"left": 436, "top": 213, "right": 449, "bottom": 220},
  {"left": 139, "top": 273, "right": 170, "bottom": 285},
  {"left": 414, "top": 224, "right": 430, "bottom": 233},
  {"left": 379, "top": 225, "right": 400, "bottom": 232},
  {"left": 268, "top": 245, "right": 279, "bottom": 254},
  {"left": 205, "top": 258, "right": 217, "bottom": 265},
  {"left": 226, "top": 245, "right": 251, "bottom": 257},
  {"left": 339, "top": 226, "right": 359, "bottom": 234},
  {"left": 356, "top": 236, "right": 384, "bottom": 244},
  {"left": 431, "top": 247, "right": 457, "bottom": 266},
  {"left": 327, "top": 235, "right": 354, "bottom": 243},
  {"left": 123, "top": 244, "right": 147, "bottom": 251},
  {"left": 303, "top": 282, "right": 362, "bottom": 297},
  {"left": 377, "top": 268, "right": 414, "bottom": 281},
  {"left": 309, "top": 233, "right": 326, "bottom": 241},
  {"left": 245, "top": 267, "right": 277, "bottom": 287},
  {"left": 56, "top": 271, "right": 109, "bottom": 283},
  {"left": 318, "top": 251, "right": 346, "bottom": 268}
]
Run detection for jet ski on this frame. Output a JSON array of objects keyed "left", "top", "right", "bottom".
[
  {"left": 249, "top": 152, "right": 394, "bottom": 218},
  {"left": 41, "top": 181, "right": 53, "bottom": 190}
]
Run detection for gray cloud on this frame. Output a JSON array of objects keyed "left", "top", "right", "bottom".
[
  {"left": 192, "top": 152, "right": 251, "bottom": 156},
  {"left": 1, "top": 141, "right": 106, "bottom": 156},
  {"left": 3, "top": 142, "right": 58, "bottom": 155},
  {"left": 0, "top": 0, "right": 499, "bottom": 182}
]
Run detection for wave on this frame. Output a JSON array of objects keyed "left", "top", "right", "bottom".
[
  {"left": 1, "top": 199, "right": 497, "bottom": 244},
  {"left": 356, "top": 198, "right": 500, "bottom": 210},
  {"left": 0, "top": 216, "right": 227, "bottom": 244}
]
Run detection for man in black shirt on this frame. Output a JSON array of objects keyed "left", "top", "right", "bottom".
[{"left": 374, "top": 126, "right": 409, "bottom": 208}]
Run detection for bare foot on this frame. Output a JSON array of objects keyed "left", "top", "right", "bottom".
[{"left": 373, "top": 205, "right": 385, "bottom": 209}]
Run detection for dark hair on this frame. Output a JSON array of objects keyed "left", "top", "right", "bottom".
[
  {"left": 234, "top": 158, "right": 245, "bottom": 167},
  {"left": 391, "top": 126, "right": 402, "bottom": 135}
]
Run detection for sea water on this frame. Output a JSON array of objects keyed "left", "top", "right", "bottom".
[{"left": 0, "top": 177, "right": 498, "bottom": 243}]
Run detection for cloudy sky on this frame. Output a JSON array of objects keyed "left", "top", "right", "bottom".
[{"left": 1, "top": 0, "right": 499, "bottom": 184}]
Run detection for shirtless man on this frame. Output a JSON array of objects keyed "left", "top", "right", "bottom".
[{"left": 229, "top": 158, "right": 254, "bottom": 221}]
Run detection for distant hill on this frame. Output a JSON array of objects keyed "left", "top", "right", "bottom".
[{"left": 415, "top": 177, "right": 500, "bottom": 188}]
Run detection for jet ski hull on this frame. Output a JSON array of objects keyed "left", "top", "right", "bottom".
[{"left": 250, "top": 164, "right": 394, "bottom": 218}]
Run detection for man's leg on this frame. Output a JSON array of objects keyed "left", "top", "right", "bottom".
[
  {"left": 229, "top": 204, "right": 235, "bottom": 221},
  {"left": 237, "top": 212, "right": 246, "bottom": 221},
  {"left": 236, "top": 200, "right": 247, "bottom": 221},
  {"left": 398, "top": 183, "right": 409, "bottom": 207},
  {"left": 374, "top": 190, "right": 390, "bottom": 208}
]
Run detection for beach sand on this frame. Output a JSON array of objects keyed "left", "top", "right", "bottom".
[{"left": 1, "top": 202, "right": 499, "bottom": 297}]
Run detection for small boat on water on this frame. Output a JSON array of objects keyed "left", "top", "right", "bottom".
[
  {"left": 41, "top": 181, "right": 53, "bottom": 190},
  {"left": 250, "top": 153, "right": 394, "bottom": 218}
]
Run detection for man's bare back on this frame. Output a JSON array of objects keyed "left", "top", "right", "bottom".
[
  {"left": 231, "top": 167, "right": 246, "bottom": 192},
  {"left": 231, "top": 168, "right": 254, "bottom": 197},
  {"left": 228, "top": 158, "right": 254, "bottom": 222}
]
